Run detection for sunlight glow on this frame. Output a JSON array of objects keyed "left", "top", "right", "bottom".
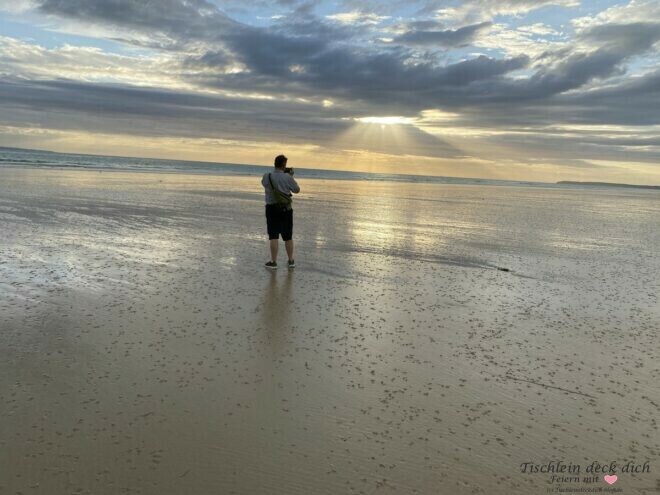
[{"left": 355, "top": 116, "right": 414, "bottom": 126}]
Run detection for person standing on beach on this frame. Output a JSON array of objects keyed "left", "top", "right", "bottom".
[{"left": 262, "top": 155, "right": 300, "bottom": 269}]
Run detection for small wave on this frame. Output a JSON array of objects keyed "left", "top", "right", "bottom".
[{"left": 0, "top": 158, "right": 54, "bottom": 164}]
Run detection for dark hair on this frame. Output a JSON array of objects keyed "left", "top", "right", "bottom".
[{"left": 274, "top": 155, "right": 288, "bottom": 169}]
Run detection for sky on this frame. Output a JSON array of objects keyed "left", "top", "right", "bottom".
[{"left": 0, "top": 0, "right": 659, "bottom": 183}]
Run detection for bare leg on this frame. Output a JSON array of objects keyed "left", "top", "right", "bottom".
[
  {"left": 285, "top": 240, "right": 294, "bottom": 261},
  {"left": 269, "top": 239, "right": 278, "bottom": 262}
]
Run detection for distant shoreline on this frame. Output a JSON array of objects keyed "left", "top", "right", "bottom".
[{"left": 557, "top": 181, "right": 660, "bottom": 190}]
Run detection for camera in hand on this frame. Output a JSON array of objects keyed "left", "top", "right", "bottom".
[{"left": 284, "top": 167, "right": 294, "bottom": 175}]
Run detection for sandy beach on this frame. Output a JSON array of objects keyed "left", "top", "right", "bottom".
[{"left": 1, "top": 167, "right": 658, "bottom": 495}]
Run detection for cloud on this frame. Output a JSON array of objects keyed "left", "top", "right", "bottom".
[
  {"left": 421, "top": 66, "right": 660, "bottom": 135},
  {"left": 196, "top": 50, "right": 529, "bottom": 114},
  {"left": 579, "top": 22, "right": 660, "bottom": 54},
  {"left": 27, "top": 0, "right": 654, "bottom": 112},
  {"left": 36, "top": 0, "right": 238, "bottom": 52},
  {"left": 0, "top": 0, "right": 36, "bottom": 12},
  {"left": 393, "top": 21, "right": 492, "bottom": 47},
  {"left": 559, "top": 68, "right": 660, "bottom": 126},
  {"left": 572, "top": 0, "right": 660, "bottom": 30},
  {"left": 221, "top": 25, "right": 329, "bottom": 78},
  {"left": 430, "top": 0, "right": 579, "bottom": 23},
  {"left": 0, "top": 36, "right": 185, "bottom": 87},
  {"left": 38, "top": 0, "right": 230, "bottom": 30},
  {"left": 463, "top": 20, "right": 660, "bottom": 104},
  {"left": 517, "top": 23, "right": 560, "bottom": 36},
  {"left": 473, "top": 22, "right": 567, "bottom": 58},
  {"left": 0, "top": 78, "right": 352, "bottom": 142},
  {"left": 0, "top": 77, "right": 468, "bottom": 160},
  {"left": 325, "top": 11, "right": 389, "bottom": 25}
]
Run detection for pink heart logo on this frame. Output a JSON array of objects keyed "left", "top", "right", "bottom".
[{"left": 604, "top": 475, "right": 618, "bottom": 485}]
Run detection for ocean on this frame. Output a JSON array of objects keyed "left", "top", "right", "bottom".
[{"left": 0, "top": 146, "right": 553, "bottom": 188}]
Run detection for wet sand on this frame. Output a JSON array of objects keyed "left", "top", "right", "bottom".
[{"left": 1, "top": 167, "right": 658, "bottom": 494}]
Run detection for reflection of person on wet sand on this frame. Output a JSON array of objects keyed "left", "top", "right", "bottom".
[{"left": 260, "top": 270, "right": 294, "bottom": 347}]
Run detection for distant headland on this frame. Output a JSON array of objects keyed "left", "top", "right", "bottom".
[{"left": 557, "top": 181, "right": 660, "bottom": 190}]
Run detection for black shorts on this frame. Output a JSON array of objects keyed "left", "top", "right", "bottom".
[{"left": 265, "top": 204, "right": 293, "bottom": 241}]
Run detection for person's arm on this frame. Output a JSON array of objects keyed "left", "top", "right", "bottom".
[
  {"left": 261, "top": 173, "right": 269, "bottom": 189},
  {"left": 288, "top": 175, "right": 300, "bottom": 194}
]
